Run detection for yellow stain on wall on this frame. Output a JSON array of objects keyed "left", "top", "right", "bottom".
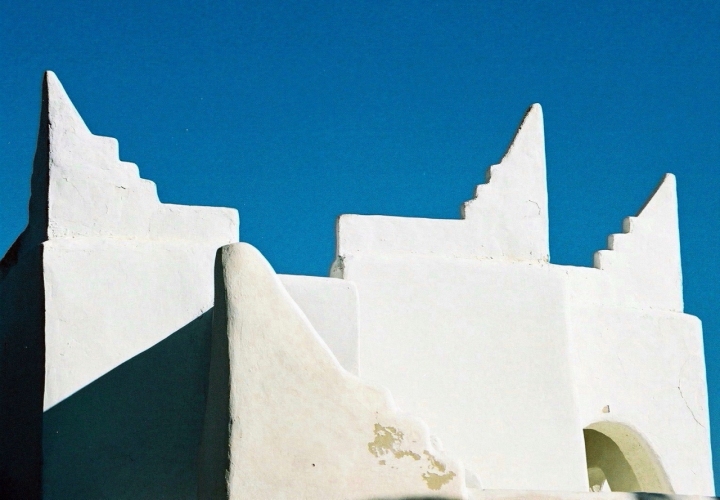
[
  {"left": 368, "top": 424, "right": 457, "bottom": 491},
  {"left": 421, "top": 449, "right": 456, "bottom": 490},
  {"left": 367, "top": 424, "right": 419, "bottom": 460}
]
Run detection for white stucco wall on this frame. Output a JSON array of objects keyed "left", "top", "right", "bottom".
[
  {"left": 279, "top": 274, "right": 359, "bottom": 374},
  {"left": 42, "top": 239, "right": 227, "bottom": 409},
  {"left": 333, "top": 105, "right": 714, "bottom": 495},
  {"left": 1, "top": 72, "right": 374, "bottom": 498},
  {"left": 561, "top": 173, "right": 712, "bottom": 494},
  {"left": 0, "top": 71, "right": 243, "bottom": 497},
  {"left": 2, "top": 71, "right": 712, "bottom": 498},
  {"left": 199, "top": 243, "right": 466, "bottom": 499},
  {"left": 566, "top": 302, "right": 711, "bottom": 493},
  {"left": 337, "top": 253, "right": 589, "bottom": 491},
  {"left": 28, "top": 72, "right": 240, "bottom": 410}
]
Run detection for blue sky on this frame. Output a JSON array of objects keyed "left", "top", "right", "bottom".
[{"left": 2, "top": 0, "right": 719, "bottom": 487}]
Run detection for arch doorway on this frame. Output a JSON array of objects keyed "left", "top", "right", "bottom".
[{"left": 583, "top": 422, "right": 673, "bottom": 493}]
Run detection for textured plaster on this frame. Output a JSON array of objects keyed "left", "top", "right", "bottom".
[{"left": 199, "top": 243, "right": 466, "bottom": 500}]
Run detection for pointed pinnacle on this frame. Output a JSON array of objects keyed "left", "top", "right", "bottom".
[
  {"left": 637, "top": 173, "right": 677, "bottom": 220},
  {"left": 43, "top": 71, "right": 91, "bottom": 135},
  {"left": 501, "top": 103, "right": 544, "bottom": 163}
]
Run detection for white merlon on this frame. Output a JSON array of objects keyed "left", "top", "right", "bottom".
[
  {"left": 593, "top": 173, "right": 683, "bottom": 311},
  {"left": 1, "top": 71, "right": 240, "bottom": 413},
  {"left": 334, "top": 103, "right": 548, "bottom": 264},
  {"left": 39, "top": 73, "right": 240, "bottom": 410},
  {"left": 41, "top": 71, "right": 238, "bottom": 244},
  {"left": 461, "top": 103, "right": 549, "bottom": 260},
  {"left": 199, "top": 243, "right": 466, "bottom": 500}
]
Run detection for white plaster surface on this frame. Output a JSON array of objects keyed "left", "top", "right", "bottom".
[
  {"left": 333, "top": 107, "right": 713, "bottom": 495},
  {"left": 9, "top": 72, "right": 240, "bottom": 410},
  {"left": 591, "top": 174, "right": 683, "bottom": 312},
  {"left": 563, "top": 174, "right": 712, "bottom": 494},
  {"left": 339, "top": 253, "right": 590, "bottom": 491},
  {"left": 42, "top": 238, "right": 225, "bottom": 409},
  {"left": 279, "top": 274, "right": 359, "bottom": 374},
  {"left": 566, "top": 304, "right": 712, "bottom": 494},
  {"left": 199, "top": 243, "right": 466, "bottom": 500}
]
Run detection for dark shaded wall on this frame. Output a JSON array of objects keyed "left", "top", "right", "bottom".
[
  {"left": 197, "top": 254, "right": 230, "bottom": 500},
  {"left": 43, "top": 310, "right": 213, "bottom": 499},
  {"left": 0, "top": 246, "right": 45, "bottom": 499}
]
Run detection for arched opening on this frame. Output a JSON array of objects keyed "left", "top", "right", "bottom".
[{"left": 583, "top": 422, "right": 673, "bottom": 493}]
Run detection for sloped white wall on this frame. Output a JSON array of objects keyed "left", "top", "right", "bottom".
[{"left": 199, "top": 242, "right": 467, "bottom": 500}]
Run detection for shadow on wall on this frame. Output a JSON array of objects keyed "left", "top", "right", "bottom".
[
  {"left": 0, "top": 247, "right": 45, "bottom": 500},
  {"left": 634, "top": 494, "right": 675, "bottom": 500},
  {"left": 43, "top": 310, "right": 214, "bottom": 500}
]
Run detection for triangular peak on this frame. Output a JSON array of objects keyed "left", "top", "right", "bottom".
[
  {"left": 504, "top": 103, "right": 545, "bottom": 168},
  {"left": 634, "top": 173, "right": 678, "bottom": 228},
  {"left": 593, "top": 174, "right": 683, "bottom": 311},
  {"left": 472, "top": 103, "right": 545, "bottom": 197},
  {"left": 2, "top": 71, "right": 102, "bottom": 272},
  {"left": 461, "top": 103, "right": 549, "bottom": 260},
  {"left": 2, "top": 71, "right": 239, "bottom": 272},
  {"left": 334, "top": 104, "right": 549, "bottom": 264},
  {"left": 45, "top": 70, "right": 92, "bottom": 138},
  {"left": 43, "top": 71, "right": 130, "bottom": 174},
  {"left": 1, "top": 72, "right": 240, "bottom": 413}
]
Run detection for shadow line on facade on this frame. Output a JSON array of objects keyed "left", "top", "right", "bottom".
[{"left": 42, "top": 310, "right": 214, "bottom": 499}]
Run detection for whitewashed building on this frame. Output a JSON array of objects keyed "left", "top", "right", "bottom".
[{"left": 0, "top": 72, "right": 713, "bottom": 500}]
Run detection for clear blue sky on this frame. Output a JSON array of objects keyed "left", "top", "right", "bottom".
[{"left": 2, "top": 0, "right": 719, "bottom": 487}]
